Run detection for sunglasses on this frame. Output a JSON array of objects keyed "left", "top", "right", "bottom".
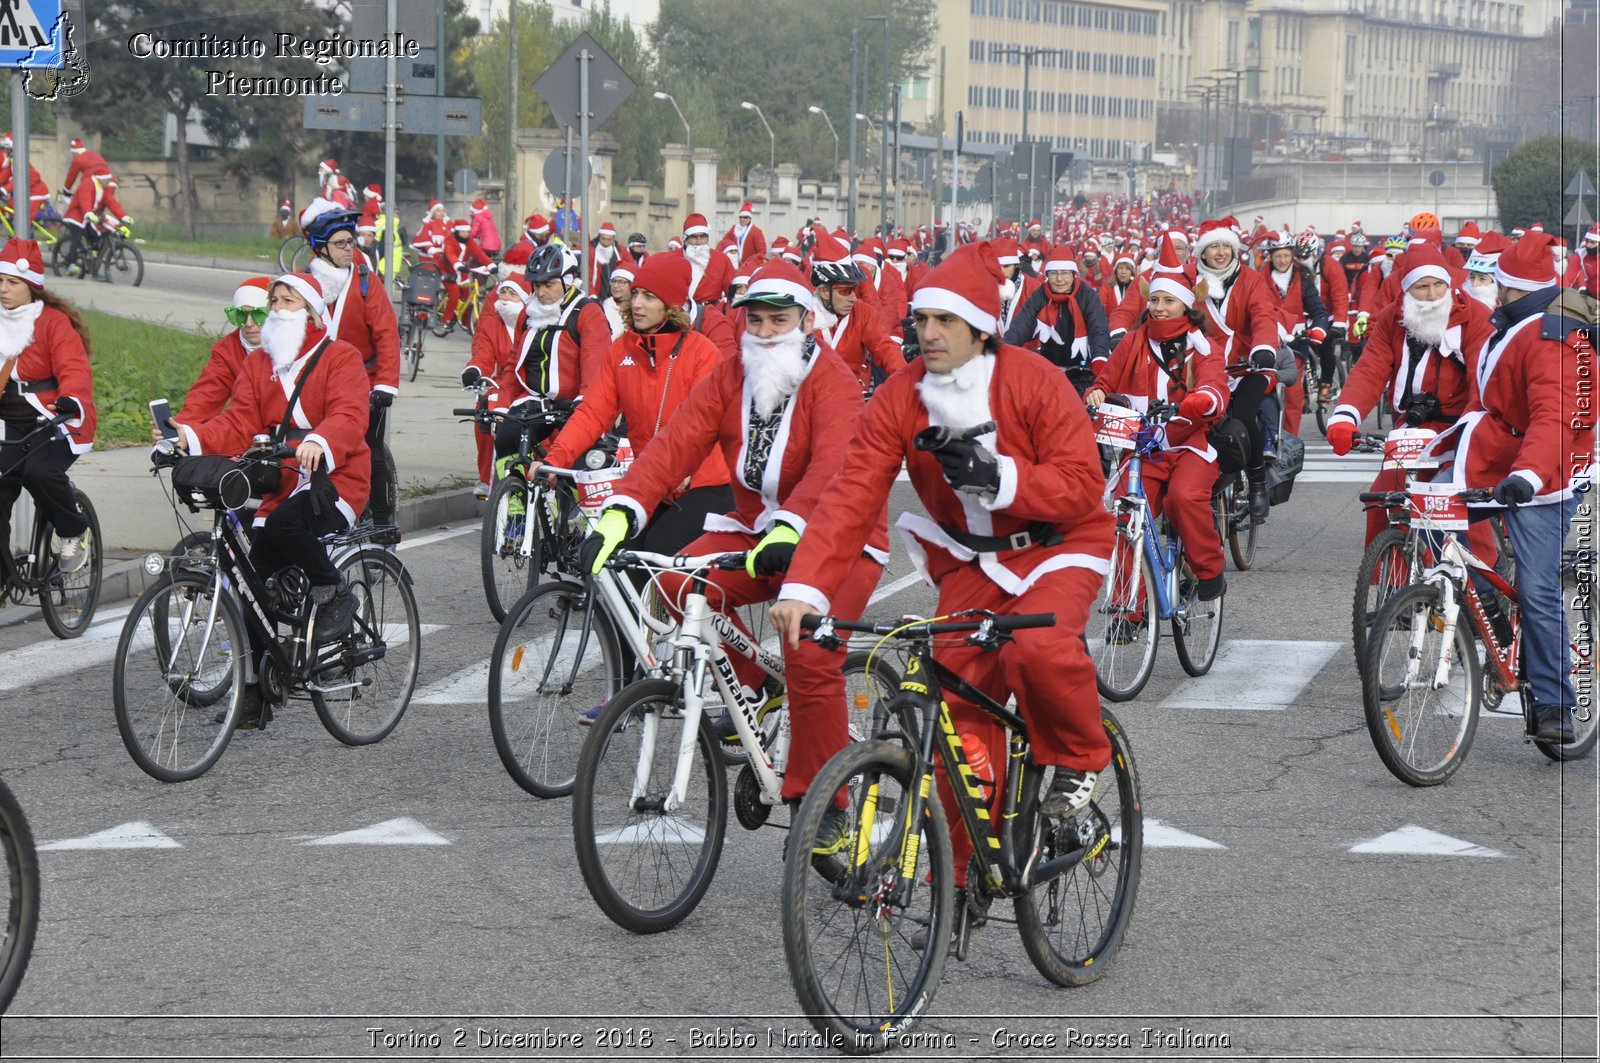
[{"left": 225, "top": 306, "right": 269, "bottom": 327}]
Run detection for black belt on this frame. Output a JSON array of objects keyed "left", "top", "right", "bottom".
[
  {"left": 20, "top": 377, "right": 57, "bottom": 394},
  {"left": 283, "top": 428, "right": 309, "bottom": 444},
  {"left": 939, "top": 520, "right": 1063, "bottom": 553}
]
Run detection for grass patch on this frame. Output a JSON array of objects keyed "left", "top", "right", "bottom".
[
  {"left": 79, "top": 308, "right": 213, "bottom": 447},
  {"left": 133, "top": 221, "right": 285, "bottom": 266}
]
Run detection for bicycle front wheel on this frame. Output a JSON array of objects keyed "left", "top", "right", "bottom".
[
  {"left": 1352, "top": 527, "right": 1411, "bottom": 669},
  {"left": 1090, "top": 528, "right": 1158, "bottom": 702},
  {"left": 782, "top": 739, "right": 953, "bottom": 1054},
  {"left": 312, "top": 548, "right": 420, "bottom": 745},
  {"left": 400, "top": 320, "right": 420, "bottom": 382},
  {"left": 39, "top": 488, "right": 101, "bottom": 639},
  {"left": 0, "top": 778, "right": 40, "bottom": 1014},
  {"left": 277, "top": 235, "right": 305, "bottom": 274},
  {"left": 1362, "top": 582, "right": 1480, "bottom": 786},
  {"left": 1015, "top": 709, "right": 1143, "bottom": 986},
  {"left": 1535, "top": 565, "right": 1599, "bottom": 761},
  {"left": 105, "top": 241, "right": 143, "bottom": 286},
  {"left": 113, "top": 572, "right": 249, "bottom": 782},
  {"left": 481, "top": 474, "right": 540, "bottom": 623},
  {"left": 572, "top": 678, "right": 727, "bottom": 933},
  {"left": 489, "top": 581, "right": 626, "bottom": 798},
  {"left": 1171, "top": 560, "right": 1224, "bottom": 676}
]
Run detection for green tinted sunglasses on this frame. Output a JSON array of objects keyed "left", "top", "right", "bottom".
[{"left": 225, "top": 306, "right": 269, "bottom": 327}]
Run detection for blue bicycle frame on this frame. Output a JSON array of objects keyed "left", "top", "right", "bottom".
[{"left": 1118, "top": 426, "right": 1182, "bottom": 623}]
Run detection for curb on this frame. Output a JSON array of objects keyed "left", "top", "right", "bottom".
[
  {"left": 137, "top": 249, "right": 283, "bottom": 273},
  {"left": 4, "top": 487, "right": 484, "bottom": 627}
]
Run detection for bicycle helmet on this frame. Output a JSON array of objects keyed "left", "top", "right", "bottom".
[
  {"left": 810, "top": 258, "right": 866, "bottom": 287},
  {"left": 1292, "top": 230, "right": 1322, "bottom": 261},
  {"left": 1349, "top": 231, "right": 1370, "bottom": 249},
  {"left": 1407, "top": 211, "right": 1441, "bottom": 232},
  {"left": 626, "top": 232, "right": 647, "bottom": 248},
  {"left": 526, "top": 243, "right": 578, "bottom": 284},
  {"left": 1383, "top": 235, "right": 1407, "bottom": 255},
  {"left": 1261, "top": 230, "right": 1293, "bottom": 253},
  {"left": 303, "top": 209, "right": 360, "bottom": 252}
]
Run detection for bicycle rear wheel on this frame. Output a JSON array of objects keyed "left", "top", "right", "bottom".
[
  {"left": 1362, "top": 582, "right": 1479, "bottom": 786},
  {"left": 277, "top": 235, "right": 305, "bottom": 274},
  {"left": 489, "top": 581, "right": 626, "bottom": 797},
  {"left": 572, "top": 678, "right": 727, "bottom": 933},
  {"left": 782, "top": 740, "right": 953, "bottom": 1053},
  {"left": 1090, "top": 528, "right": 1158, "bottom": 702},
  {"left": 312, "top": 548, "right": 420, "bottom": 745},
  {"left": 0, "top": 778, "right": 39, "bottom": 1014},
  {"left": 400, "top": 320, "right": 420, "bottom": 382},
  {"left": 38, "top": 488, "right": 101, "bottom": 639},
  {"left": 1222, "top": 476, "right": 1257, "bottom": 570},
  {"left": 1015, "top": 709, "right": 1142, "bottom": 986},
  {"left": 481, "top": 474, "right": 541, "bottom": 623},
  {"left": 1171, "top": 560, "right": 1224, "bottom": 676},
  {"left": 1535, "top": 565, "right": 1599, "bottom": 761},
  {"left": 113, "top": 572, "right": 248, "bottom": 782},
  {"left": 1352, "top": 528, "right": 1411, "bottom": 670}
]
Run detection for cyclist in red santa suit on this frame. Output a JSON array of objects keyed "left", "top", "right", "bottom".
[
  {"left": 461, "top": 273, "right": 535, "bottom": 494},
  {"left": 809, "top": 232, "right": 906, "bottom": 391},
  {"left": 1257, "top": 231, "right": 1332, "bottom": 438},
  {"left": 772, "top": 242, "right": 1114, "bottom": 899}
]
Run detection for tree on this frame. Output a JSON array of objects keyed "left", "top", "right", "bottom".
[{"left": 1493, "top": 135, "right": 1600, "bottom": 233}]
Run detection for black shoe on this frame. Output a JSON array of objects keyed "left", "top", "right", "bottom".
[
  {"left": 1197, "top": 574, "right": 1226, "bottom": 601},
  {"left": 1534, "top": 705, "right": 1577, "bottom": 745},
  {"left": 369, "top": 524, "right": 401, "bottom": 546},
  {"left": 810, "top": 806, "right": 854, "bottom": 856},
  {"left": 314, "top": 584, "right": 359, "bottom": 645},
  {"left": 1248, "top": 479, "right": 1271, "bottom": 524},
  {"left": 215, "top": 685, "right": 272, "bottom": 729}
]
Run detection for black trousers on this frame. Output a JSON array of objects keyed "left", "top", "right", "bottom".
[
  {"left": 367, "top": 405, "right": 396, "bottom": 525},
  {"left": 637, "top": 484, "right": 736, "bottom": 556},
  {"left": 249, "top": 490, "right": 347, "bottom": 589},
  {"left": 1226, "top": 374, "right": 1271, "bottom": 481},
  {"left": 0, "top": 435, "right": 89, "bottom": 543},
  {"left": 494, "top": 412, "right": 559, "bottom": 462}
]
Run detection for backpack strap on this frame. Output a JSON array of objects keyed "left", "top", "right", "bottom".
[{"left": 274, "top": 337, "right": 331, "bottom": 445}]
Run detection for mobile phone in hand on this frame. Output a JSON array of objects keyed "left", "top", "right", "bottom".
[{"left": 150, "top": 398, "right": 177, "bottom": 440}]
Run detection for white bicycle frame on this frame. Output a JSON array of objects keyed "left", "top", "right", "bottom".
[{"left": 1406, "top": 531, "right": 1495, "bottom": 692}]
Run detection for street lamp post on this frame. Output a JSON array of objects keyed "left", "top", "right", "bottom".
[
  {"left": 808, "top": 105, "right": 841, "bottom": 180},
  {"left": 848, "top": 27, "right": 858, "bottom": 235},
  {"left": 652, "top": 90, "right": 691, "bottom": 152},
  {"left": 999, "top": 47, "right": 1060, "bottom": 228},
  {"left": 741, "top": 100, "right": 776, "bottom": 214},
  {"left": 861, "top": 14, "right": 890, "bottom": 236}
]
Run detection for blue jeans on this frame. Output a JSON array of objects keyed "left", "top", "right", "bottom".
[{"left": 1506, "top": 492, "right": 1583, "bottom": 711}]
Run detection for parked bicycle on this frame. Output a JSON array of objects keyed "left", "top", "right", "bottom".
[
  {"left": 569, "top": 549, "right": 898, "bottom": 934},
  {"left": 782, "top": 610, "right": 1142, "bottom": 1053},
  {"left": 277, "top": 233, "right": 311, "bottom": 274},
  {"left": 1361, "top": 482, "right": 1596, "bottom": 785},
  {"left": 0, "top": 413, "right": 102, "bottom": 639},
  {"left": 1088, "top": 401, "right": 1226, "bottom": 701},
  {"left": 0, "top": 775, "right": 39, "bottom": 1014},
  {"left": 0, "top": 198, "right": 61, "bottom": 245},
  {"left": 116, "top": 443, "right": 421, "bottom": 781}
]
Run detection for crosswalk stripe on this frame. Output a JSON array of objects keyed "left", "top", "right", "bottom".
[
  {"left": 1348, "top": 825, "right": 1505, "bottom": 857},
  {"left": 301, "top": 817, "right": 450, "bottom": 846},
  {"left": 1160, "top": 639, "right": 1341, "bottom": 711},
  {"left": 39, "top": 821, "right": 181, "bottom": 851}
]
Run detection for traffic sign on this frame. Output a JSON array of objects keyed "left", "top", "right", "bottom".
[
  {"left": 533, "top": 32, "right": 637, "bottom": 132},
  {"left": 302, "top": 93, "right": 482, "bottom": 137},
  {"left": 541, "top": 148, "right": 593, "bottom": 200},
  {"left": 348, "top": 50, "right": 440, "bottom": 95},
  {"left": 0, "top": 0, "right": 73, "bottom": 69},
  {"left": 1428, "top": 169, "right": 1445, "bottom": 187},
  {"left": 350, "top": 0, "right": 437, "bottom": 47},
  {"left": 1565, "top": 199, "right": 1594, "bottom": 228},
  {"left": 453, "top": 168, "right": 479, "bottom": 196},
  {"left": 1566, "top": 168, "right": 1596, "bottom": 198}
]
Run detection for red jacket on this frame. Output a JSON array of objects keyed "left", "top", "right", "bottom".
[
  {"left": 1258, "top": 262, "right": 1330, "bottom": 340},
  {"left": 412, "top": 217, "right": 448, "bottom": 263},
  {"left": 4, "top": 305, "right": 95, "bottom": 454},
  {"left": 1328, "top": 291, "right": 1491, "bottom": 429},
  {"left": 694, "top": 302, "right": 738, "bottom": 359},
  {"left": 544, "top": 326, "right": 730, "bottom": 492},
  {"left": 465, "top": 311, "right": 525, "bottom": 411},
  {"left": 1314, "top": 256, "right": 1350, "bottom": 327},
  {"left": 1092, "top": 322, "right": 1229, "bottom": 456},
  {"left": 0, "top": 162, "right": 48, "bottom": 206},
  {"left": 503, "top": 293, "right": 611, "bottom": 407},
  {"left": 182, "top": 332, "right": 371, "bottom": 521},
  {"left": 873, "top": 264, "right": 909, "bottom": 338},
  {"left": 184, "top": 330, "right": 253, "bottom": 423},
  {"left": 1190, "top": 264, "right": 1281, "bottom": 370},
  {"left": 814, "top": 306, "right": 906, "bottom": 391},
  {"left": 1564, "top": 249, "right": 1600, "bottom": 299},
  {"left": 62, "top": 149, "right": 112, "bottom": 193},
  {"left": 442, "top": 233, "right": 494, "bottom": 279},
  {"left": 687, "top": 250, "right": 736, "bottom": 305},
  {"left": 1103, "top": 278, "right": 1146, "bottom": 336},
  {"left": 605, "top": 340, "right": 884, "bottom": 559},
  {"left": 719, "top": 223, "right": 767, "bottom": 270},
  {"left": 324, "top": 256, "right": 401, "bottom": 395},
  {"left": 781, "top": 347, "right": 1113, "bottom": 611}
]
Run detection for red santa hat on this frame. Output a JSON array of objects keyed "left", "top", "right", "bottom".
[
  {"left": 1494, "top": 232, "right": 1558, "bottom": 291},
  {"left": 909, "top": 241, "right": 1005, "bottom": 336},
  {"left": 1586, "top": 225, "right": 1600, "bottom": 245},
  {"left": 810, "top": 231, "right": 852, "bottom": 266},
  {"left": 991, "top": 236, "right": 1020, "bottom": 266},
  {"left": 0, "top": 131, "right": 11, "bottom": 150},
  {"left": 69, "top": 137, "right": 86, "bottom": 154},
  {"left": 667, "top": 236, "right": 684, "bottom": 251},
  {"left": 1112, "top": 254, "right": 1137, "bottom": 270},
  {"left": 887, "top": 238, "right": 911, "bottom": 259},
  {"left": 364, "top": 184, "right": 382, "bottom": 200},
  {"left": 0, "top": 238, "right": 45, "bottom": 289},
  {"left": 1455, "top": 220, "right": 1482, "bottom": 246},
  {"left": 683, "top": 213, "right": 710, "bottom": 237},
  {"left": 734, "top": 260, "right": 815, "bottom": 311},
  {"left": 496, "top": 272, "right": 533, "bottom": 304},
  {"left": 611, "top": 265, "right": 635, "bottom": 285},
  {"left": 471, "top": 198, "right": 488, "bottom": 212},
  {"left": 737, "top": 202, "right": 754, "bottom": 218},
  {"left": 273, "top": 272, "right": 327, "bottom": 320},
  {"left": 525, "top": 213, "right": 550, "bottom": 234},
  {"left": 450, "top": 216, "right": 470, "bottom": 233},
  {"left": 852, "top": 237, "right": 882, "bottom": 267},
  {"left": 1397, "top": 243, "right": 1452, "bottom": 292},
  {"left": 1192, "top": 218, "right": 1241, "bottom": 257},
  {"left": 1026, "top": 218, "right": 1043, "bottom": 231},
  {"left": 1043, "top": 245, "right": 1078, "bottom": 273},
  {"left": 770, "top": 236, "right": 790, "bottom": 253},
  {"left": 598, "top": 221, "right": 617, "bottom": 236},
  {"left": 231, "top": 276, "right": 272, "bottom": 310},
  {"left": 502, "top": 242, "right": 533, "bottom": 270},
  {"left": 1146, "top": 234, "right": 1196, "bottom": 308},
  {"left": 297, "top": 197, "right": 344, "bottom": 229},
  {"left": 1528, "top": 222, "right": 1545, "bottom": 233},
  {"left": 631, "top": 252, "right": 692, "bottom": 308},
  {"left": 318, "top": 158, "right": 339, "bottom": 174}
]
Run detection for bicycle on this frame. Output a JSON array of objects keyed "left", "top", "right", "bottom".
[
  {"left": 0, "top": 775, "right": 39, "bottom": 1015},
  {"left": 1211, "top": 465, "right": 1256, "bottom": 571},
  {"left": 277, "top": 233, "right": 312, "bottom": 274},
  {"left": 569, "top": 549, "right": 899, "bottom": 934},
  {"left": 1350, "top": 428, "right": 1437, "bottom": 665},
  {"left": 0, "top": 413, "right": 102, "bottom": 639},
  {"left": 0, "top": 198, "right": 61, "bottom": 245},
  {"left": 1087, "top": 402, "right": 1227, "bottom": 702},
  {"left": 782, "top": 610, "right": 1142, "bottom": 1053},
  {"left": 1301, "top": 336, "right": 1346, "bottom": 437},
  {"left": 398, "top": 262, "right": 444, "bottom": 382},
  {"left": 433, "top": 267, "right": 489, "bottom": 338},
  {"left": 1361, "top": 483, "right": 1597, "bottom": 785},
  {"left": 453, "top": 395, "right": 578, "bottom": 622},
  {"left": 55, "top": 213, "right": 142, "bottom": 286},
  {"left": 115, "top": 443, "right": 422, "bottom": 781}
]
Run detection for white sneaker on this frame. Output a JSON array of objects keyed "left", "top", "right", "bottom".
[
  {"left": 1039, "top": 769, "right": 1098, "bottom": 817},
  {"left": 54, "top": 531, "right": 90, "bottom": 574},
  {"left": 474, "top": 480, "right": 490, "bottom": 500}
]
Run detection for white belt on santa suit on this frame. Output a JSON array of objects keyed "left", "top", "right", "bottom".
[{"left": 895, "top": 512, "right": 1109, "bottom": 596}]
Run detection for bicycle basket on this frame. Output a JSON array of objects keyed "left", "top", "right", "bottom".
[
  {"left": 407, "top": 262, "right": 444, "bottom": 306},
  {"left": 1266, "top": 432, "right": 1305, "bottom": 506},
  {"left": 171, "top": 455, "right": 258, "bottom": 511}
]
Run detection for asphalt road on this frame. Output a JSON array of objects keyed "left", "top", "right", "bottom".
[{"left": 1, "top": 448, "right": 1596, "bottom": 1062}]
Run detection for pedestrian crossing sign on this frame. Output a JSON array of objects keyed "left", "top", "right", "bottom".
[{"left": 0, "top": 0, "right": 66, "bottom": 69}]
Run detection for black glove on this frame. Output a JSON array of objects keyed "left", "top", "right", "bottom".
[
  {"left": 369, "top": 390, "right": 394, "bottom": 411},
  {"left": 751, "top": 542, "right": 796, "bottom": 577},
  {"left": 461, "top": 366, "right": 482, "bottom": 388},
  {"left": 52, "top": 396, "right": 80, "bottom": 420},
  {"left": 931, "top": 439, "right": 1001, "bottom": 495},
  {"left": 1492, "top": 475, "right": 1535, "bottom": 508}
]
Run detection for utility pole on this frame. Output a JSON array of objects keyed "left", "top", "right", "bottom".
[
  {"left": 848, "top": 28, "right": 859, "bottom": 235},
  {"left": 436, "top": 0, "right": 446, "bottom": 203},
  {"left": 505, "top": 0, "right": 518, "bottom": 241}
]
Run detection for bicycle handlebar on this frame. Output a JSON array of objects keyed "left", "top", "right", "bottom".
[
  {"left": 611, "top": 549, "right": 748, "bottom": 572},
  {"left": 801, "top": 610, "right": 1057, "bottom": 638}
]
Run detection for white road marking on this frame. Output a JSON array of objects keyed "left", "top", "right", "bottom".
[
  {"left": 1348, "top": 824, "right": 1505, "bottom": 857},
  {"left": 1297, "top": 471, "right": 1386, "bottom": 484},
  {"left": 301, "top": 817, "right": 450, "bottom": 846},
  {"left": 594, "top": 819, "right": 706, "bottom": 845},
  {"left": 867, "top": 571, "right": 924, "bottom": 605},
  {"left": 1159, "top": 639, "right": 1341, "bottom": 711},
  {"left": 1143, "top": 819, "right": 1227, "bottom": 849},
  {"left": 39, "top": 821, "right": 181, "bottom": 851},
  {"left": 395, "top": 524, "right": 477, "bottom": 551}
]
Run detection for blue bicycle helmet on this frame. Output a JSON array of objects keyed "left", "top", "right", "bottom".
[{"left": 304, "top": 209, "right": 360, "bottom": 252}]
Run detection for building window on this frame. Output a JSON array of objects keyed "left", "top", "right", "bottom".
[
  {"left": 1005, "top": 88, "right": 1020, "bottom": 108},
  {"left": 1110, "top": 54, "right": 1123, "bottom": 74},
  {"left": 1094, "top": 7, "right": 1108, "bottom": 28},
  {"left": 1008, "top": 0, "right": 1022, "bottom": 17},
  {"left": 1112, "top": 9, "right": 1125, "bottom": 30},
  {"left": 972, "top": 0, "right": 983, "bottom": 12},
  {"left": 1079, "top": 5, "right": 1092, "bottom": 26},
  {"left": 969, "top": 85, "right": 982, "bottom": 106},
  {"left": 1044, "top": 4, "right": 1057, "bottom": 22},
  {"left": 1077, "top": 50, "right": 1090, "bottom": 70},
  {"left": 1028, "top": 0, "right": 1041, "bottom": 17},
  {"left": 987, "top": 86, "right": 1001, "bottom": 107},
  {"left": 1109, "top": 97, "right": 1122, "bottom": 116},
  {"left": 1059, "top": 91, "right": 1071, "bottom": 111},
  {"left": 1076, "top": 92, "right": 1089, "bottom": 111},
  {"left": 1094, "top": 52, "right": 1107, "bottom": 72},
  {"left": 970, "top": 39, "right": 983, "bottom": 61}
]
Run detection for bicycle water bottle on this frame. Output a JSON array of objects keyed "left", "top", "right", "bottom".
[
  {"left": 771, "top": 703, "right": 792, "bottom": 786},
  {"left": 959, "top": 731, "right": 996, "bottom": 804}
]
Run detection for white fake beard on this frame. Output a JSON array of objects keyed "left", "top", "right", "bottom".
[
  {"left": 261, "top": 308, "right": 309, "bottom": 372},
  {"left": 525, "top": 298, "right": 561, "bottom": 329},
  {"left": 812, "top": 303, "right": 839, "bottom": 332},
  {"left": 0, "top": 300, "right": 43, "bottom": 360},
  {"left": 1401, "top": 292, "right": 1452, "bottom": 347},
  {"left": 916, "top": 353, "right": 998, "bottom": 457},
  {"left": 309, "top": 257, "right": 350, "bottom": 305},
  {"left": 890, "top": 259, "right": 907, "bottom": 278},
  {"left": 1270, "top": 268, "right": 1292, "bottom": 296},
  {"left": 741, "top": 326, "right": 809, "bottom": 420},
  {"left": 494, "top": 299, "right": 523, "bottom": 328},
  {"left": 1378, "top": 256, "right": 1397, "bottom": 278},
  {"left": 999, "top": 278, "right": 1017, "bottom": 304},
  {"left": 684, "top": 244, "right": 711, "bottom": 269},
  {"left": 1465, "top": 278, "right": 1498, "bottom": 310}
]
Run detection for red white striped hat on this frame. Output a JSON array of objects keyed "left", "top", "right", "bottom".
[
  {"left": 909, "top": 242, "right": 1005, "bottom": 336},
  {"left": 273, "top": 272, "right": 327, "bottom": 320},
  {"left": 0, "top": 238, "right": 45, "bottom": 289}
]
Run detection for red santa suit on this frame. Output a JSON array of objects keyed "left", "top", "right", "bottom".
[
  {"left": 812, "top": 299, "right": 906, "bottom": 391},
  {"left": 3, "top": 302, "right": 96, "bottom": 454},
  {"left": 184, "top": 330, "right": 256, "bottom": 423},
  {"left": 411, "top": 207, "right": 449, "bottom": 266},
  {"left": 179, "top": 328, "right": 372, "bottom": 526},
  {"left": 692, "top": 301, "right": 738, "bottom": 358},
  {"left": 0, "top": 160, "right": 48, "bottom": 217},
  {"left": 1259, "top": 260, "right": 1331, "bottom": 435},
  {"left": 465, "top": 291, "right": 528, "bottom": 483},
  {"left": 440, "top": 230, "right": 494, "bottom": 324},
  {"left": 501, "top": 289, "right": 610, "bottom": 407},
  {"left": 1190, "top": 258, "right": 1281, "bottom": 381},
  {"left": 60, "top": 142, "right": 125, "bottom": 228},
  {"left": 722, "top": 209, "right": 767, "bottom": 270}
]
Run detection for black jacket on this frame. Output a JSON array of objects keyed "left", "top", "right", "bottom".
[{"left": 1002, "top": 281, "right": 1112, "bottom": 367}]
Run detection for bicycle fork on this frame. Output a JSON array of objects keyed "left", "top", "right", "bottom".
[{"left": 1408, "top": 579, "right": 1462, "bottom": 691}]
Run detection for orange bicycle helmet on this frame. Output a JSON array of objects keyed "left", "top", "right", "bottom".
[{"left": 1407, "top": 211, "right": 1441, "bottom": 231}]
